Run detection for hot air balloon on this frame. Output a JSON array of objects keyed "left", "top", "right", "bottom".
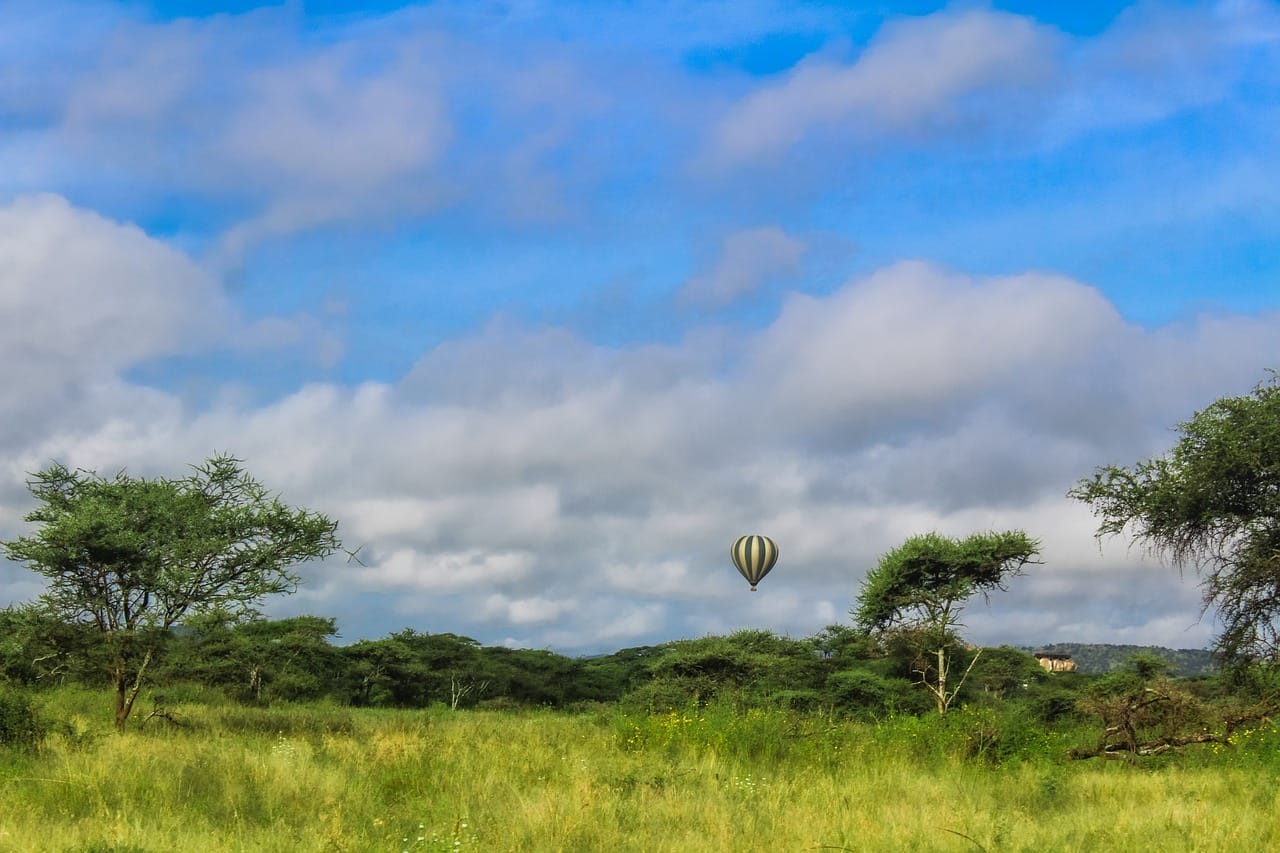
[{"left": 731, "top": 535, "right": 778, "bottom": 591}]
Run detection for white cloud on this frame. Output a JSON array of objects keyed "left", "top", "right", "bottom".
[
  {"left": 0, "top": 193, "right": 229, "bottom": 379},
  {"left": 0, "top": 3, "right": 630, "bottom": 255},
  {"left": 1045, "top": 0, "right": 1280, "bottom": 143},
  {"left": 361, "top": 549, "right": 535, "bottom": 593},
  {"left": 0, "top": 194, "right": 231, "bottom": 456},
  {"left": 749, "top": 261, "right": 1124, "bottom": 444},
  {"left": 6, "top": 0, "right": 1273, "bottom": 268},
  {"left": 706, "top": 8, "right": 1058, "bottom": 166},
  {"left": 698, "top": 1, "right": 1280, "bottom": 177},
  {"left": 0, "top": 195, "right": 354, "bottom": 464},
  {"left": 545, "top": 601, "right": 670, "bottom": 646},
  {"left": 482, "top": 593, "right": 577, "bottom": 625},
  {"left": 213, "top": 44, "right": 455, "bottom": 258},
  {"left": 223, "top": 53, "right": 450, "bottom": 191},
  {"left": 680, "top": 226, "right": 808, "bottom": 307},
  {"left": 62, "top": 17, "right": 205, "bottom": 128},
  {"left": 604, "top": 559, "right": 725, "bottom": 600}
]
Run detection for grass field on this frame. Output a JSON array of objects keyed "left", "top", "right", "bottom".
[{"left": 2, "top": 688, "right": 1279, "bottom": 852}]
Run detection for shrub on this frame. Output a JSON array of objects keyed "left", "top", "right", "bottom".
[
  {"left": 0, "top": 686, "right": 49, "bottom": 750},
  {"left": 827, "top": 669, "right": 900, "bottom": 717},
  {"left": 769, "top": 689, "right": 825, "bottom": 712},
  {"left": 1026, "top": 686, "right": 1084, "bottom": 724},
  {"left": 944, "top": 704, "right": 1063, "bottom": 765},
  {"left": 828, "top": 668, "right": 934, "bottom": 718},
  {"left": 620, "top": 677, "right": 708, "bottom": 713}
]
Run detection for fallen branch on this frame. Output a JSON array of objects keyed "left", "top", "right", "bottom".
[
  {"left": 1070, "top": 732, "right": 1224, "bottom": 761},
  {"left": 139, "top": 699, "right": 189, "bottom": 729}
]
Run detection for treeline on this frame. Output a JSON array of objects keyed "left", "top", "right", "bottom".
[
  {"left": 2, "top": 609, "right": 1092, "bottom": 719},
  {"left": 1025, "top": 643, "right": 1216, "bottom": 677},
  {"left": 11, "top": 608, "right": 1280, "bottom": 764}
]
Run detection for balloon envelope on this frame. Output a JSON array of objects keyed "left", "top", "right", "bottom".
[{"left": 731, "top": 535, "right": 779, "bottom": 591}]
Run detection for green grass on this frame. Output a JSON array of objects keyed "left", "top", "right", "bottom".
[{"left": 1, "top": 689, "right": 1279, "bottom": 851}]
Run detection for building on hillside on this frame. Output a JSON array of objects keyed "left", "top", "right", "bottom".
[{"left": 1033, "top": 651, "right": 1077, "bottom": 673}]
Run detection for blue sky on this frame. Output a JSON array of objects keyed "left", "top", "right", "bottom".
[{"left": 2, "top": 0, "right": 1278, "bottom": 651}]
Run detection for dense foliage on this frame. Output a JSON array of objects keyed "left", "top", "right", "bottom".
[
  {"left": 0, "top": 685, "right": 48, "bottom": 749},
  {"left": 0, "top": 608, "right": 1167, "bottom": 728},
  {"left": 0, "top": 610, "right": 1020, "bottom": 713}
]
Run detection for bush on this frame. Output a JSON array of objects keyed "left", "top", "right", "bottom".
[
  {"left": 0, "top": 687, "right": 49, "bottom": 750},
  {"left": 829, "top": 667, "right": 935, "bottom": 718},
  {"left": 620, "top": 677, "right": 708, "bottom": 713},
  {"left": 827, "top": 669, "right": 889, "bottom": 707},
  {"left": 944, "top": 704, "right": 1063, "bottom": 765},
  {"left": 772, "top": 689, "right": 827, "bottom": 712},
  {"left": 1026, "top": 686, "right": 1084, "bottom": 724}
]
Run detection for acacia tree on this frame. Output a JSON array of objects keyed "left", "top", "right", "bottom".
[
  {"left": 853, "top": 531, "right": 1040, "bottom": 714},
  {"left": 1070, "top": 372, "right": 1280, "bottom": 665},
  {"left": 2, "top": 454, "right": 341, "bottom": 729}
]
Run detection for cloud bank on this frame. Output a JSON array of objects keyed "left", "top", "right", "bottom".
[
  {"left": 1, "top": 1, "right": 1276, "bottom": 652},
  {"left": 1, "top": 193, "right": 1271, "bottom": 650}
]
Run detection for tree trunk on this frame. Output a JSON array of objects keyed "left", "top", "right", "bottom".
[
  {"left": 934, "top": 647, "right": 947, "bottom": 715},
  {"left": 112, "top": 647, "right": 154, "bottom": 732},
  {"left": 249, "top": 664, "right": 263, "bottom": 702},
  {"left": 113, "top": 661, "right": 129, "bottom": 731}
]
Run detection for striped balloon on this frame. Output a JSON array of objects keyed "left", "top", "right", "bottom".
[{"left": 731, "top": 535, "right": 779, "bottom": 591}]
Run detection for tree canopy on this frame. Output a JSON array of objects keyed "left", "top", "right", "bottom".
[
  {"left": 1070, "top": 372, "right": 1280, "bottom": 664},
  {"left": 853, "top": 530, "right": 1041, "bottom": 636},
  {"left": 2, "top": 454, "right": 342, "bottom": 728},
  {"left": 853, "top": 530, "right": 1040, "bottom": 713}
]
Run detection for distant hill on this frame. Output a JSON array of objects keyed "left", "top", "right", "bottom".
[{"left": 1020, "top": 643, "right": 1217, "bottom": 677}]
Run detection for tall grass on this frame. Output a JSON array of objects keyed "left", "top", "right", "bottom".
[{"left": 1, "top": 689, "right": 1278, "bottom": 851}]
